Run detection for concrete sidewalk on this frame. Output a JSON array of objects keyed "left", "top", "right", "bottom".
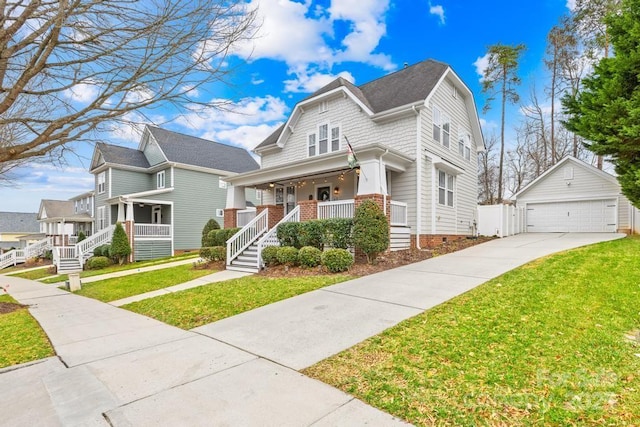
[{"left": 0, "top": 233, "right": 624, "bottom": 426}]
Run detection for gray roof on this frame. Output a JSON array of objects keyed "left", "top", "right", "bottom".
[
  {"left": 255, "top": 59, "right": 449, "bottom": 150},
  {"left": 0, "top": 212, "right": 39, "bottom": 233},
  {"left": 96, "top": 142, "right": 151, "bottom": 168},
  {"left": 147, "top": 126, "right": 260, "bottom": 173},
  {"left": 39, "top": 200, "right": 74, "bottom": 220}
]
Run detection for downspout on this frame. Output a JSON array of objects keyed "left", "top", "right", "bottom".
[
  {"left": 380, "top": 149, "right": 389, "bottom": 215},
  {"left": 413, "top": 105, "right": 422, "bottom": 249}
]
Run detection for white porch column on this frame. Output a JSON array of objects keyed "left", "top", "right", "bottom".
[
  {"left": 117, "top": 202, "right": 126, "bottom": 222},
  {"left": 226, "top": 184, "right": 247, "bottom": 209},
  {"left": 357, "top": 158, "right": 387, "bottom": 195},
  {"left": 125, "top": 202, "right": 134, "bottom": 221}
]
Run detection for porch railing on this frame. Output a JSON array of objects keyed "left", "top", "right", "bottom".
[
  {"left": 390, "top": 201, "right": 408, "bottom": 226},
  {"left": 318, "top": 199, "right": 355, "bottom": 219},
  {"left": 135, "top": 223, "right": 171, "bottom": 238},
  {"left": 236, "top": 208, "right": 257, "bottom": 228},
  {"left": 226, "top": 209, "right": 269, "bottom": 267},
  {"left": 0, "top": 237, "right": 53, "bottom": 270},
  {"left": 0, "top": 250, "right": 23, "bottom": 270},
  {"left": 256, "top": 205, "right": 300, "bottom": 269},
  {"left": 68, "top": 236, "right": 78, "bottom": 245}
]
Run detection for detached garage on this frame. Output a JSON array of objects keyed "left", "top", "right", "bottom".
[{"left": 513, "top": 156, "right": 633, "bottom": 234}]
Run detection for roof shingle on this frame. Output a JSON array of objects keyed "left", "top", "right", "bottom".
[
  {"left": 96, "top": 143, "right": 150, "bottom": 168},
  {"left": 0, "top": 212, "right": 39, "bottom": 233}
]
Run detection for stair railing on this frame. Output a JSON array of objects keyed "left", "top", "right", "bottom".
[
  {"left": 0, "top": 250, "right": 17, "bottom": 270},
  {"left": 24, "top": 236, "right": 53, "bottom": 259},
  {"left": 76, "top": 225, "right": 115, "bottom": 266},
  {"left": 226, "top": 209, "right": 269, "bottom": 268},
  {"left": 255, "top": 205, "right": 300, "bottom": 270}
]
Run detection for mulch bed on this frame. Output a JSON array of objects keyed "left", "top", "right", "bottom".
[
  {"left": 0, "top": 302, "right": 27, "bottom": 315},
  {"left": 258, "top": 236, "right": 495, "bottom": 277}
]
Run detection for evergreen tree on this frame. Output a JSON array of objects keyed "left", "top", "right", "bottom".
[
  {"left": 201, "top": 218, "right": 221, "bottom": 247},
  {"left": 563, "top": 0, "right": 640, "bottom": 206},
  {"left": 110, "top": 222, "right": 131, "bottom": 265},
  {"left": 352, "top": 200, "right": 389, "bottom": 264}
]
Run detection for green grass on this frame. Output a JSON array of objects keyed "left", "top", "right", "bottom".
[
  {"left": 303, "top": 237, "right": 640, "bottom": 426},
  {"left": 7, "top": 266, "right": 54, "bottom": 280},
  {"left": 125, "top": 275, "right": 352, "bottom": 329},
  {"left": 40, "top": 252, "right": 200, "bottom": 284},
  {"left": 0, "top": 294, "right": 55, "bottom": 368},
  {"left": 73, "top": 264, "right": 214, "bottom": 302}
]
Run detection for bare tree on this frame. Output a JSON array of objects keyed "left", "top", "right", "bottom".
[
  {"left": 0, "top": 0, "right": 257, "bottom": 174},
  {"left": 478, "top": 133, "right": 499, "bottom": 205},
  {"left": 480, "top": 43, "right": 525, "bottom": 203},
  {"left": 520, "top": 86, "right": 550, "bottom": 170}
]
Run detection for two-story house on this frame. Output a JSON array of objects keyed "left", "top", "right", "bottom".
[
  {"left": 89, "top": 125, "right": 260, "bottom": 261},
  {"left": 37, "top": 191, "right": 95, "bottom": 246},
  {"left": 224, "top": 59, "right": 485, "bottom": 271}
]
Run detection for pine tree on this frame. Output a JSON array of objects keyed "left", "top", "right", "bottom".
[{"left": 110, "top": 222, "right": 131, "bottom": 265}]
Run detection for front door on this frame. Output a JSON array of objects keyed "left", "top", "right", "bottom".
[
  {"left": 152, "top": 205, "right": 162, "bottom": 224},
  {"left": 285, "top": 185, "right": 296, "bottom": 214}
]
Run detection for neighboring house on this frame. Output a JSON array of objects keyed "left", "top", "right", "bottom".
[
  {"left": 513, "top": 156, "right": 637, "bottom": 233},
  {"left": 224, "top": 59, "right": 485, "bottom": 271},
  {"left": 37, "top": 192, "right": 95, "bottom": 246},
  {"left": 0, "top": 212, "right": 39, "bottom": 251},
  {"left": 89, "top": 125, "right": 260, "bottom": 261}
]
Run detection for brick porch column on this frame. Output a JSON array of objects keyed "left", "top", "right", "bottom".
[
  {"left": 124, "top": 220, "right": 135, "bottom": 263},
  {"left": 257, "top": 205, "right": 284, "bottom": 229},
  {"left": 297, "top": 200, "right": 318, "bottom": 222},
  {"left": 224, "top": 208, "right": 239, "bottom": 229}
]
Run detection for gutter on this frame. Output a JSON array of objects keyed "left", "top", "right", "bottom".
[{"left": 413, "top": 105, "right": 422, "bottom": 249}]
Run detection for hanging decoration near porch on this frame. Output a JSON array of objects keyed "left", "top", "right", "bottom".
[{"left": 344, "top": 135, "right": 358, "bottom": 169}]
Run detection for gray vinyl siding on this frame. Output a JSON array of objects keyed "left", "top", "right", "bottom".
[
  {"left": 95, "top": 169, "right": 111, "bottom": 229},
  {"left": 422, "top": 77, "right": 478, "bottom": 236},
  {"left": 111, "top": 169, "right": 153, "bottom": 196},
  {"left": 143, "top": 136, "right": 167, "bottom": 166},
  {"left": 134, "top": 240, "right": 171, "bottom": 261}
]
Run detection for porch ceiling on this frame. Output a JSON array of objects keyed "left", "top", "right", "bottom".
[{"left": 226, "top": 143, "right": 414, "bottom": 188}]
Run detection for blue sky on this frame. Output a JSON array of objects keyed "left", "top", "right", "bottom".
[{"left": 1, "top": 0, "right": 574, "bottom": 213}]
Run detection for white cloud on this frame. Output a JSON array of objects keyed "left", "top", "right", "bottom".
[
  {"left": 566, "top": 0, "right": 576, "bottom": 11},
  {"left": 228, "top": 0, "right": 394, "bottom": 92},
  {"left": 208, "top": 123, "right": 284, "bottom": 151},
  {"left": 479, "top": 118, "right": 498, "bottom": 132},
  {"left": 284, "top": 69, "right": 355, "bottom": 93},
  {"left": 429, "top": 3, "right": 446, "bottom": 25},
  {"left": 63, "top": 80, "right": 100, "bottom": 103},
  {"left": 473, "top": 53, "right": 490, "bottom": 82}
]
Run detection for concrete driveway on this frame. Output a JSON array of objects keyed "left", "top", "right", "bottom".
[{"left": 0, "top": 232, "right": 624, "bottom": 426}]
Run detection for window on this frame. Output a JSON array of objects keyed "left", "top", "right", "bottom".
[
  {"left": 452, "top": 85, "right": 458, "bottom": 98},
  {"left": 319, "top": 101, "right": 328, "bottom": 113},
  {"left": 157, "top": 171, "right": 165, "bottom": 189},
  {"left": 433, "top": 107, "right": 451, "bottom": 149},
  {"left": 458, "top": 133, "right": 471, "bottom": 161},
  {"left": 308, "top": 123, "right": 340, "bottom": 157},
  {"left": 97, "top": 206, "right": 106, "bottom": 230},
  {"left": 219, "top": 178, "right": 227, "bottom": 189},
  {"left": 308, "top": 134, "right": 316, "bottom": 157},
  {"left": 438, "top": 170, "right": 454, "bottom": 207},
  {"left": 97, "top": 172, "right": 106, "bottom": 194},
  {"left": 87, "top": 198, "right": 92, "bottom": 214},
  {"left": 319, "top": 124, "right": 328, "bottom": 154},
  {"left": 74, "top": 201, "right": 78, "bottom": 214}
]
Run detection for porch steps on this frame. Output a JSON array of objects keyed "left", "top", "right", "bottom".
[
  {"left": 227, "top": 244, "right": 260, "bottom": 273},
  {"left": 57, "top": 258, "right": 82, "bottom": 274}
]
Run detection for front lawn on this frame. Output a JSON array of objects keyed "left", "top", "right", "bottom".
[
  {"left": 73, "top": 264, "right": 214, "bottom": 302},
  {"left": 0, "top": 294, "right": 54, "bottom": 368},
  {"left": 303, "top": 237, "right": 640, "bottom": 425},
  {"left": 6, "top": 267, "right": 52, "bottom": 280},
  {"left": 40, "top": 252, "right": 200, "bottom": 284},
  {"left": 125, "top": 275, "right": 352, "bottom": 329}
]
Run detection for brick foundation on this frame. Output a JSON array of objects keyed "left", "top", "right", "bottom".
[
  {"left": 410, "top": 234, "right": 468, "bottom": 249},
  {"left": 297, "top": 200, "right": 318, "bottom": 222},
  {"left": 257, "top": 205, "right": 284, "bottom": 229},
  {"left": 224, "top": 208, "right": 239, "bottom": 229}
]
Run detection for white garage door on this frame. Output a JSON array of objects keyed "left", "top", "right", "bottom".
[{"left": 526, "top": 199, "right": 617, "bottom": 232}]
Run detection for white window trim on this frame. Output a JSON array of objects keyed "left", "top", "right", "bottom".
[
  {"left": 432, "top": 106, "right": 441, "bottom": 143},
  {"left": 157, "top": 171, "right": 165, "bottom": 189},
  {"left": 97, "top": 206, "right": 106, "bottom": 230},
  {"left": 458, "top": 132, "right": 471, "bottom": 161},
  {"left": 308, "top": 123, "right": 341, "bottom": 158},
  {"left": 97, "top": 172, "right": 106, "bottom": 194},
  {"left": 437, "top": 170, "right": 455, "bottom": 208},
  {"left": 442, "top": 114, "right": 451, "bottom": 149}
]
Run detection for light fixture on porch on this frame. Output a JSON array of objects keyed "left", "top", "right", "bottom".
[
  {"left": 334, "top": 186, "right": 340, "bottom": 195},
  {"left": 269, "top": 182, "right": 275, "bottom": 188},
  {"left": 139, "top": 203, "right": 144, "bottom": 208}
]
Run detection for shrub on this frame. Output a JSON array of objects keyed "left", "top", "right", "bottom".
[
  {"left": 225, "top": 227, "right": 240, "bottom": 242},
  {"left": 298, "top": 220, "right": 325, "bottom": 249},
  {"left": 277, "top": 222, "right": 302, "bottom": 248},
  {"left": 93, "top": 244, "right": 111, "bottom": 257},
  {"left": 298, "top": 246, "right": 322, "bottom": 268},
  {"left": 276, "top": 246, "right": 299, "bottom": 266},
  {"left": 323, "top": 218, "right": 353, "bottom": 249},
  {"left": 261, "top": 246, "right": 280, "bottom": 267},
  {"left": 321, "top": 248, "right": 354, "bottom": 273},
  {"left": 352, "top": 200, "right": 389, "bottom": 263},
  {"left": 110, "top": 222, "right": 131, "bottom": 265},
  {"left": 204, "top": 229, "right": 225, "bottom": 247},
  {"left": 200, "top": 246, "right": 226, "bottom": 262},
  {"left": 201, "top": 218, "right": 221, "bottom": 247},
  {"left": 86, "top": 256, "right": 112, "bottom": 270},
  {"left": 77, "top": 231, "right": 86, "bottom": 242}
]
